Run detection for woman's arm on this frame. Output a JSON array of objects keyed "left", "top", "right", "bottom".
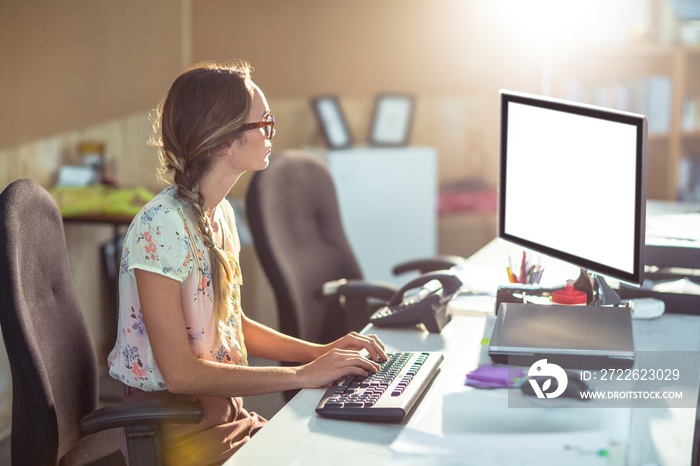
[
  {"left": 242, "top": 315, "right": 387, "bottom": 363},
  {"left": 136, "top": 269, "right": 381, "bottom": 398}
]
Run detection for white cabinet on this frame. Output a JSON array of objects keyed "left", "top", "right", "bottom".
[{"left": 313, "top": 147, "right": 438, "bottom": 285}]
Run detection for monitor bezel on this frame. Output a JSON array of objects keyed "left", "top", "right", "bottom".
[{"left": 498, "top": 90, "right": 647, "bottom": 286}]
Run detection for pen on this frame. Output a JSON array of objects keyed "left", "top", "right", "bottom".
[
  {"left": 519, "top": 251, "right": 527, "bottom": 284},
  {"left": 534, "top": 267, "right": 544, "bottom": 284},
  {"left": 526, "top": 264, "right": 536, "bottom": 284},
  {"left": 533, "top": 259, "right": 542, "bottom": 284},
  {"left": 507, "top": 256, "right": 518, "bottom": 283}
]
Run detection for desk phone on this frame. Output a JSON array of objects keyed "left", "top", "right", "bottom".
[{"left": 369, "top": 271, "right": 462, "bottom": 333}]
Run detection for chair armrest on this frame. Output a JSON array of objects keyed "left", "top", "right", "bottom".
[
  {"left": 81, "top": 398, "right": 204, "bottom": 434},
  {"left": 392, "top": 255, "right": 466, "bottom": 276},
  {"left": 337, "top": 280, "right": 397, "bottom": 302},
  {"left": 316, "top": 280, "right": 397, "bottom": 333},
  {"left": 316, "top": 279, "right": 397, "bottom": 302}
]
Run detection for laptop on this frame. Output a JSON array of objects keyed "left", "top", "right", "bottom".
[{"left": 488, "top": 303, "right": 635, "bottom": 369}]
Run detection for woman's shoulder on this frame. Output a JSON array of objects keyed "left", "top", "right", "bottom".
[
  {"left": 124, "top": 186, "right": 192, "bottom": 243},
  {"left": 123, "top": 185, "right": 196, "bottom": 281},
  {"left": 133, "top": 186, "right": 183, "bottom": 223},
  {"left": 143, "top": 184, "right": 181, "bottom": 209}
]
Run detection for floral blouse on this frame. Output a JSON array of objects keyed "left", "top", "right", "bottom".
[{"left": 108, "top": 185, "right": 247, "bottom": 391}]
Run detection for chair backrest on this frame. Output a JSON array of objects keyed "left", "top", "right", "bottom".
[
  {"left": 246, "top": 150, "right": 363, "bottom": 343},
  {"left": 0, "top": 179, "right": 99, "bottom": 465}
]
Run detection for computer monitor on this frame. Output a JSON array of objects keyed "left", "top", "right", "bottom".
[{"left": 498, "top": 90, "right": 647, "bottom": 296}]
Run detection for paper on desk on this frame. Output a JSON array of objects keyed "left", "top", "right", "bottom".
[
  {"left": 388, "top": 428, "right": 609, "bottom": 466},
  {"left": 449, "top": 294, "right": 496, "bottom": 316},
  {"left": 652, "top": 278, "right": 700, "bottom": 295},
  {"left": 647, "top": 213, "right": 700, "bottom": 244},
  {"left": 452, "top": 262, "right": 503, "bottom": 296}
]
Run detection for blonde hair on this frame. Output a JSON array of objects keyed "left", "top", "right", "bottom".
[{"left": 150, "top": 60, "right": 254, "bottom": 344}]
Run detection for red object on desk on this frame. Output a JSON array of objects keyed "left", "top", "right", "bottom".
[{"left": 552, "top": 280, "right": 587, "bottom": 305}]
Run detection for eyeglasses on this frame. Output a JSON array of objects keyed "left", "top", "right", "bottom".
[{"left": 238, "top": 114, "right": 275, "bottom": 140}]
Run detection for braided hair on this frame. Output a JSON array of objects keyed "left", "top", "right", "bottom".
[{"left": 150, "top": 60, "right": 254, "bottom": 344}]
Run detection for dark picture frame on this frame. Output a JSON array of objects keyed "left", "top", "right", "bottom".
[
  {"left": 369, "top": 94, "right": 415, "bottom": 147},
  {"left": 311, "top": 96, "right": 353, "bottom": 149}
]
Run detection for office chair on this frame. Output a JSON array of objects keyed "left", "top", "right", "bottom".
[
  {"left": 246, "top": 150, "right": 463, "bottom": 346},
  {"left": 0, "top": 178, "right": 203, "bottom": 466}
]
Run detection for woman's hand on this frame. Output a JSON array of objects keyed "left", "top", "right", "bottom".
[
  {"left": 319, "top": 332, "right": 388, "bottom": 362},
  {"left": 296, "top": 348, "right": 381, "bottom": 389},
  {"left": 295, "top": 332, "right": 388, "bottom": 389}
]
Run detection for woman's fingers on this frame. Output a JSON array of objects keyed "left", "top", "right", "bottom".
[
  {"left": 363, "top": 333, "right": 387, "bottom": 361},
  {"left": 339, "top": 332, "right": 388, "bottom": 362},
  {"left": 333, "top": 348, "right": 380, "bottom": 372},
  {"left": 301, "top": 348, "right": 383, "bottom": 388}
]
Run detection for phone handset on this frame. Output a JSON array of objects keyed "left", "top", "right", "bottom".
[{"left": 369, "top": 271, "right": 463, "bottom": 333}]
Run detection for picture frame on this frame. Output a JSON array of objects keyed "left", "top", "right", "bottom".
[
  {"left": 369, "top": 93, "right": 415, "bottom": 147},
  {"left": 311, "top": 96, "right": 353, "bottom": 149}
]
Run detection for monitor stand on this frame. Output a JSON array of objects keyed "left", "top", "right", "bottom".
[{"left": 573, "top": 268, "right": 622, "bottom": 306}]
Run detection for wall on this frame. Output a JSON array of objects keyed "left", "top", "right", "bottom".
[
  {"left": 0, "top": 0, "right": 185, "bottom": 150},
  {"left": 192, "top": 0, "right": 543, "bottom": 96},
  {"left": 0, "top": 0, "right": 658, "bottom": 152},
  {"left": 0, "top": 0, "right": 546, "bottom": 149}
]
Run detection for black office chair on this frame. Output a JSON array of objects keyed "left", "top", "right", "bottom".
[
  {"left": 245, "top": 150, "right": 463, "bottom": 346},
  {"left": 0, "top": 178, "right": 203, "bottom": 466}
]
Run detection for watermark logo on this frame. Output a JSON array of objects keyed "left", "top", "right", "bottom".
[
  {"left": 527, "top": 359, "right": 568, "bottom": 399},
  {"left": 508, "top": 352, "right": 699, "bottom": 408}
]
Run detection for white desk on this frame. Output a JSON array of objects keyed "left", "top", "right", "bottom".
[{"left": 229, "top": 241, "right": 700, "bottom": 466}]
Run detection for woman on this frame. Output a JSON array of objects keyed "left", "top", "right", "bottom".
[{"left": 107, "top": 60, "right": 386, "bottom": 465}]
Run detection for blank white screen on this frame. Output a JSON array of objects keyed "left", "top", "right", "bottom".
[{"left": 503, "top": 101, "right": 638, "bottom": 276}]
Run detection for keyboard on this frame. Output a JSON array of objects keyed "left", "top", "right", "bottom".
[{"left": 315, "top": 351, "right": 443, "bottom": 422}]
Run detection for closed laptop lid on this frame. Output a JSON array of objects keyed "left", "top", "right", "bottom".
[{"left": 489, "top": 303, "right": 634, "bottom": 360}]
